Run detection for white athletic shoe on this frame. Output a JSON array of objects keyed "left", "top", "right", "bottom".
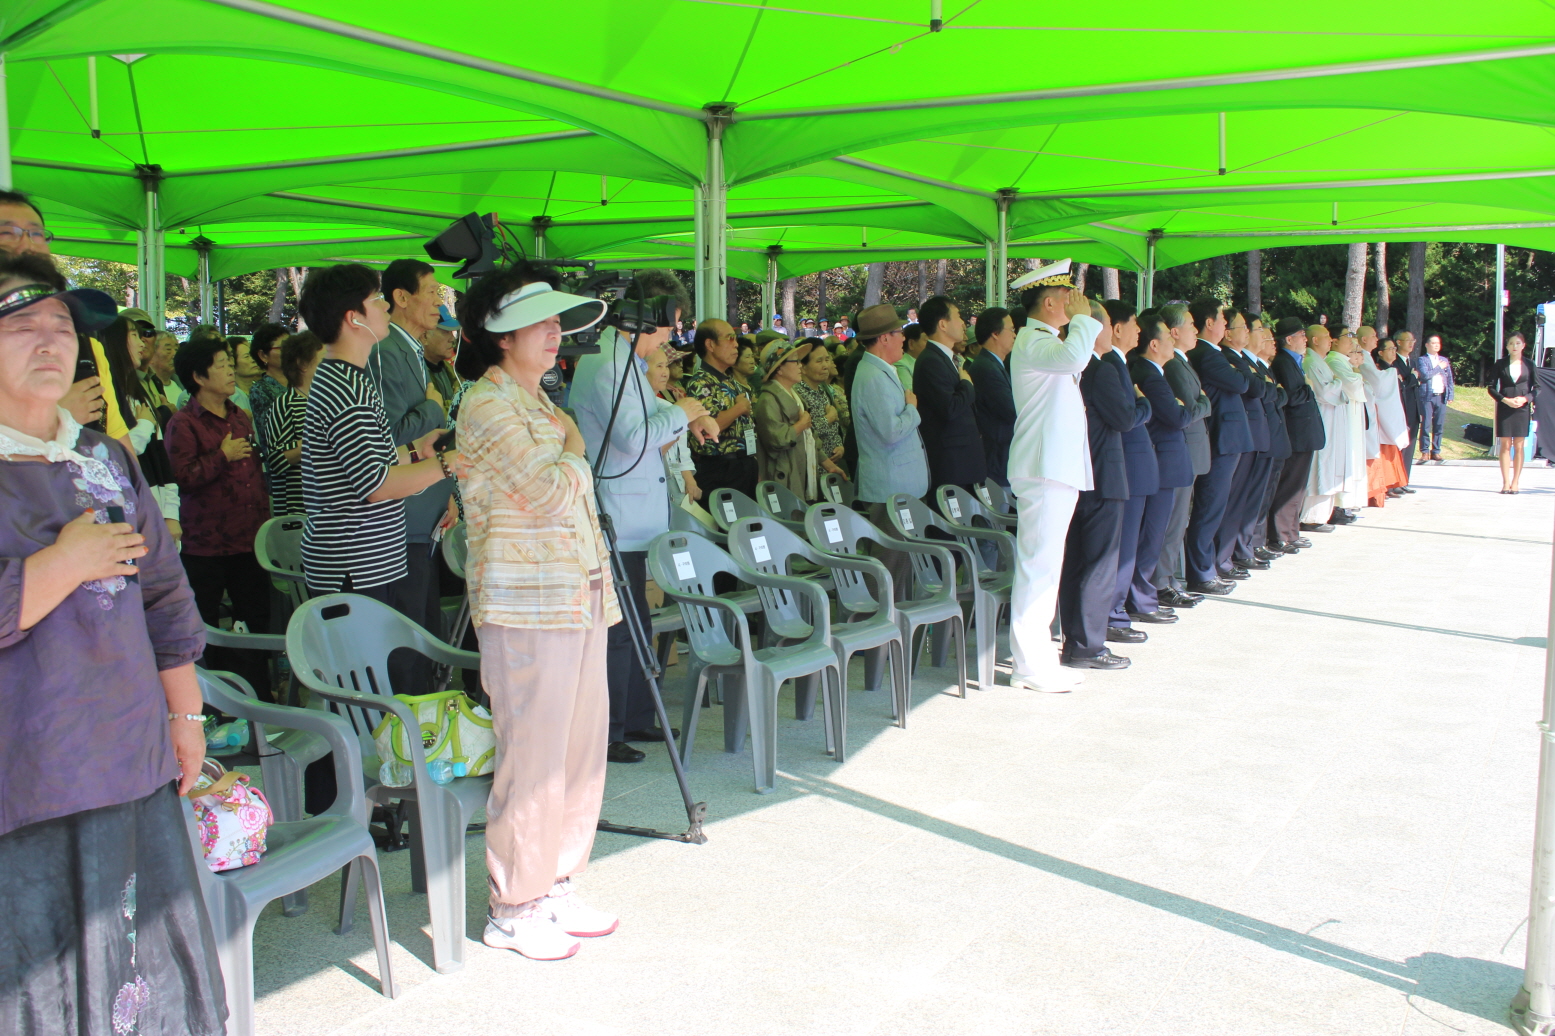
[
  {"left": 482, "top": 906, "right": 581, "bottom": 961},
  {"left": 1009, "top": 671, "right": 1082, "bottom": 694},
  {"left": 543, "top": 878, "right": 619, "bottom": 938}
]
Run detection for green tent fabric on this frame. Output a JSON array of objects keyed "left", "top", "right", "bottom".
[{"left": 8, "top": 0, "right": 1555, "bottom": 296}]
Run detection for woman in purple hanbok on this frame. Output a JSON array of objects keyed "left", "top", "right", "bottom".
[{"left": 0, "top": 252, "right": 225, "bottom": 1035}]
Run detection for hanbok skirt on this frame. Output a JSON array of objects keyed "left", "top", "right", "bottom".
[{"left": 0, "top": 782, "right": 226, "bottom": 1036}]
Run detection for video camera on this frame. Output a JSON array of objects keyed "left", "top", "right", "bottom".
[{"left": 424, "top": 211, "right": 680, "bottom": 357}]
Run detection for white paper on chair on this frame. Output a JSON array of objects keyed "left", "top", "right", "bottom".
[
  {"left": 722, "top": 500, "right": 737, "bottom": 523},
  {"left": 946, "top": 496, "right": 962, "bottom": 518},
  {"left": 673, "top": 552, "right": 696, "bottom": 579},
  {"left": 750, "top": 536, "right": 771, "bottom": 563},
  {"left": 898, "top": 508, "right": 915, "bottom": 531},
  {"left": 766, "top": 492, "right": 781, "bottom": 513},
  {"left": 824, "top": 518, "right": 842, "bottom": 543}
]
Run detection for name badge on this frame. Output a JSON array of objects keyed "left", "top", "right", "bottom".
[
  {"left": 750, "top": 536, "right": 771, "bottom": 563},
  {"left": 946, "top": 496, "right": 962, "bottom": 519},
  {"left": 824, "top": 518, "right": 842, "bottom": 543},
  {"left": 898, "top": 508, "right": 915, "bottom": 532},
  {"left": 743, "top": 428, "right": 758, "bottom": 454},
  {"left": 766, "top": 492, "right": 782, "bottom": 513},
  {"left": 721, "top": 500, "right": 738, "bottom": 524},
  {"left": 672, "top": 552, "right": 696, "bottom": 580}
]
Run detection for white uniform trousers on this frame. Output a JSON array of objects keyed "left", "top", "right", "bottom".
[{"left": 1009, "top": 476, "right": 1080, "bottom": 683}]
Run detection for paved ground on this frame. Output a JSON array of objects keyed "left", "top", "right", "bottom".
[{"left": 250, "top": 462, "right": 1553, "bottom": 1036}]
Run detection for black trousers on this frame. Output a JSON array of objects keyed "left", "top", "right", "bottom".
[
  {"left": 1214, "top": 451, "right": 1255, "bottom": 574},
  {"left": 607, "top": 550, "right": 659, "bottom": 742},
  {"left": 1401, "top": 407, "right": 1419, "bottom": 479},
  {"left": 1128, "top": 485, "right": 1177, "bottom": 616},
  {"left": 1058, "top": 491, "right": 1124, "bottom": 660},
  {"left": 692, "top": 451, "right": 758, "bottom": 499},
  {"left": 1267, "top": 450, "right": 1313, "bottom": 545},
  {"left": 1252, "top": 457, "right": 1285, "bottom": 552},
  {"left": 1185, "top": 451, "right": 1238, "bottom": 584},
  {"left": 1228, "top": 451, "right": 1274, "bottom": 563},
  {"left": 181, "top": 551, "right": 271, "bottom": 699},
  {"left": 1108, "top": 492, "right": 1149, "bottom": 627}
]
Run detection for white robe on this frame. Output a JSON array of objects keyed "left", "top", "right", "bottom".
[
  {"left": 1359, "top": 351, "right": 1411, "bottom": 449},
  {"left": 1329, "top": 352, "right": 1369, "bottom": 508},
  {"left": 1305, "top": 351, "right": 1345, "bottom": 497}
]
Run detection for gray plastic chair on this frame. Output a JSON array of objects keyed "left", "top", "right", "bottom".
[
  {"left": 805, "top": 503, "right": 967, "bottom": 707},
  {"left": 755, "top": 480, "right": 810, "bottom": 534},
  {"left": 439, "top": 520, "right": 470, "bottom": 646},
  {"left": 204, "top": 626, "right": 331, "bottom": 917},
  {"left": 671, "top": 493, "right": 729, "bottom": 546},
  {"left": 708, "top": 487, "right": 765, "bottom": 532},
  {"left": 976, "top": 478, "right": 1019, "bottom": 530},
  {"left": 648, "top": 532, "right": 842, "bottom": 793},
  {"left": 935, "top": 485, "right": 1016, "bottom": 680},
  {"left": 821, "top": 471, "right": 856, "bottom": 507},
  {"left": 254, "top": 515, "right": 309, "bottom": 624},
  {"left": 188, "top": 669, "right": 397, "bottom": 1036},
  {"left": 891, "top": 492, "right": 1010, "bottom": 691},
  {"left": 286, "top": 593, "right": 491, "bottom": 974},
  {"left": 728, "top": 516, "right": 905, "bottom": 757}
]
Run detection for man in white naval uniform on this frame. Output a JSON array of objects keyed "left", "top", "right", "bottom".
[{"left": 1005, "top": 260, "right": 1103, "bottom": 693}]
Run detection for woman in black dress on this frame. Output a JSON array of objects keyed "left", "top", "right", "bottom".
[{"left": 1489, "top": 331, "right": 1533, "bottom": 494}]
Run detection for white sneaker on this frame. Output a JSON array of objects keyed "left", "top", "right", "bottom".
[
  {"left": 483, "top": 906, "right": 581, "bottom": 960},
  {"left": 543, "top": 878, "right": 619, "bottom": 938},
  {"left": 1009, "top": 671, "right": 1082, "bottom": 694}
]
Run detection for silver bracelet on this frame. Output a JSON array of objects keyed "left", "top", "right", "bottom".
[{"left": 169, "top": 712, "right": 204, "bottom": 722}]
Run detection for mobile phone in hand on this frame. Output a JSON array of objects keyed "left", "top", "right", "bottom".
[{"left": 104, "top": 505, "right": 138, "bottom": 584}]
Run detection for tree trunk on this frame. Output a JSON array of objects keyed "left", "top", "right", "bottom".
[
  {"left": 726, "top": 275, "right": 740, "bottom": 325},
  {"left": 269, "top": 268, "right": 286, "bottom": 323},
  {"left": 862, "top": 262, "right": 886, "bottom": 308},
  {"left": 1101, "top": 267, "right": 1120, "bottom": 300},
  {"left": 1373, "top": 242, "right": 1390, "bottom": 337},
  {"left": 1212, "top": 253, "right": 1233, "bottom": 304},
  {"left": 916, "top": 260, "right": 928, "bottom": 303},
  {"left": 1245, "top": 251, "right": 1262, "bottom": 316},
  {"left": 781, "top": 277, "right": 796, "bottom": 335},
  {"left": 1074, "top": 263, "right": 1089, "bottom": 296},
  {"left": 934, "top": 259, "right": 946, "bottom": 296},
  {"left": 1406, "top": 241, "right": 1426, "bottom": 343},
  {"left": 816, "top": 269, "right": 827, "bottom": 322},
  {"left": 1342, "top": 243, "right": 1368, "bottom": 331}
]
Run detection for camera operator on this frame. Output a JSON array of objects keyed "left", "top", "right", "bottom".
[{"left": 570, "top": 270, "right": 717, "bottom": 763}]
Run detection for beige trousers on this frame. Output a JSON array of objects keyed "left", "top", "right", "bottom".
[{"left": 479, "top": 591, "right": 610, "bottom": 916}]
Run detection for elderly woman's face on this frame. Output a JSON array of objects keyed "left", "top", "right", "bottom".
[
  {"left": 645, "top": 347, "right": 671, "bottom": 392},
  {"left": 736, "top": 347, "right": 757, "bottom": 375},
  {"left": 0, "top": 293, "right": 76, "bottom": 406}
]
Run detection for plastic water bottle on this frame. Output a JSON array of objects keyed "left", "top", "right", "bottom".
[
  {"left": 451, "top": 761, "right": 468, "bottom": 778},
  {"left": 378, "top": 761, "right": 413, "bottom": 788},
  {"left": 426, "top": 759, "right": 455, "bottom": 786},
  {"left": 205, "top": 720, "right": 249, "bottom": 749}
]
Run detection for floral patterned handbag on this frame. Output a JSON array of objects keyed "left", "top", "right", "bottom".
[{"left": 186, "top": 758, "right": 273, "bottom": 872}]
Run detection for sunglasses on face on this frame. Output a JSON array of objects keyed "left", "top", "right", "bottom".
[{"left": 134, "top": 322, "right": 156, "bottom": 337}]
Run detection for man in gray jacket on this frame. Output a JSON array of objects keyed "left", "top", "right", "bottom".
[
  {"left": 371, "top": 258, "right": 453, "bottom": 647},
  {"left": 1152, "top": 309, "right": 1214, "bottom": 609}
]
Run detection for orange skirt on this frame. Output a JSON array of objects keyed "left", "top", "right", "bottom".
[{"left": 1367, "top": 444, "right": 1408, "bottom": 506}]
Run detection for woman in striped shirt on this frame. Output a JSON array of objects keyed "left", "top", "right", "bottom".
[
  {"left": 260, "top": 331, "right": 322, "bottom": 518},
  {"left": 452, "top": 262, "right": 621, "bottom": 963}
]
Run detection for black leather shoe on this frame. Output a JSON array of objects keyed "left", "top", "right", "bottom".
[
  {"left": 1300, "top": 523, "right": 1334, "bottom": 533},
  {"left": 1128, "top": 610, "right": 1180, "bottom": 624},
  {"left": 1159, "top": 588, "right": 1202, "bottom": 608},
  {"left": 1155, "top": 605, "right": 1176, "bottom": 616},
  {"left": 624, "top": 727, "right": 680, "bottom": 742},
  {"left": 1233, "top": 556, "right": 1272, "bottom": 570},
  {"left": 1386, "top": 487, "right": 1406, "bottom": 497},
  {"left": 607, "top": 742, "right": 646, "bottom": 763},
  {"left": 1106, "top": 626, "right": 1148, "bottom": 643},
  {"left": 1329, "top": 511, "right": 1357, "bottom": 525},
  {"left": 1220, "top": 567, "right": 1251, "bottom": 580},
  {"left": 1253, "top": 547, "right": 1282, "bottom": 562},
  {"left": 1272, "top": 541, "right": 1299, "bottom": 555},
  {"left": 1062, "top": 651, "right": 1131, "bottom": 670},
  {"left": 1188, "top": 580, "right": 1234, "bottom": 596},
  {"left": 1292, "top": 536, "right": 1314, "bottom": 548},
  {"left": 1401, "top": 486, "right": 1417, "bottom": 494}
]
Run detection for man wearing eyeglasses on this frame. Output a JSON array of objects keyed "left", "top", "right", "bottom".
[{"left": 0, "top": 190, "right": 132, "bottom": 447}]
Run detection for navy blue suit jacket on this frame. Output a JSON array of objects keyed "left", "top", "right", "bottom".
[
  {"left": 1271, "top": 348, "right": 1325, "bottom": 453},
  {"left": 968, "top": 348, "right": 1015, "bottom": 487},
  {"left": 1222, "top": 346, "right": 1269, "bottom": 452},
  {"left": 1082, "top": 351, "right": 1150, "bottom": 501},
  {"left": 1188, "top": 339, "right": 1252, "bottom": 456},
  {"left": 1254, "top": 358, "right": 1292, "bottom": 461},
  {"left": 914, "top": 342, "right": 986, "bottom": 488},
  {"left": 1108, "top": 350, "right": 1159, "bottom": 498},
  {"left": 1129, "top": 354, "right": 1194, "bottom": 489}
]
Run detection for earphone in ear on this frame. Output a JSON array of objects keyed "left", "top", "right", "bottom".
[{"left": 351, "top": 317, "right": 368, "bottom": 329}]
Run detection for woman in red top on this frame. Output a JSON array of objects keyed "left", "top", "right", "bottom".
[{"left": 165, "top": 335, "right": 271, "bottom": 697}]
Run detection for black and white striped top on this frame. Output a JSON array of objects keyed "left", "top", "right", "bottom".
[
  {"left": 301, "top": 359, "right": 406, "bottom": 592},
  {"left": 262, "top": 387, "right": 306, "bottom": 518}
]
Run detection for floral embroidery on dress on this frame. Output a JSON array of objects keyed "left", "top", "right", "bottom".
[
  {"left": 112, "top": 874, "right": 150, "bottom": 1034},
  {"left": 67, "top": 448, "right": 135, "bottom": 608}
]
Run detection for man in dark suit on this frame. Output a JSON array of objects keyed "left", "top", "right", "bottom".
[
  {"left": 1389, "top": 331, "right": 1421, "bottom": 490},
  {"left": 1246, "top": 323, "right": 1292, "bottom": 560},
  {"left": 1266, "top": 317, "right": 1324, "bottom": 551},
  {"left": 1059, "top": 302, "right": 1149, "bottom": 670},
  {"left": 1177, "top": 299, "right": 1250, "bottom": 596},
  {"left": 914, "top": 294, "right": 985, "bottom": 490},
  {"left": 1414, "top": 333, "right": 1454, "bottom": 463},
  {"left": 1215, "top": 308, "right": 1271, "bottom": 577},
  {"left": 1117, "top": 310, "right": 1192, "bottom": 628},
  {"left": 1098, "top": 300, "right": 1159, "bottom": 645},
  {"left": 1154, "top": 325, "right": 1213, "bottom": 609},
  {"left": 969, "top": 307, "right": 1016, "bottom": 487}
]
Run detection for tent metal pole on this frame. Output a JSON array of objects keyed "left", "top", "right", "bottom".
[
  {"left": 1031, "top": 166, "right": 1555, "bottom": 203},
  {"left": 833, "top": 156, "right": 999, "bottom": 199},
  {"left": 692, "top": 184, "right": 707, "bottom": 322},
  {"left": 0, "top": 54, "right": 10, "bottom": 191},
  {"left": 192, "top": 237, "right": 214, "bottom": 327},
  {"left": 763, "top": 251, "right": 778, "bottom": 331},
  {"left": 531, "top": 217, "right": 549, "bottom": 260},
  {"left": 995, "top": 191, "right": 1012, "bottom": 308},
  {"left": 1496, "top": 243, "right": 1507, "bottom": 361},
  {"left": 138, "top": 168, "right": 166, "bottom": 328},
  {"left": 697, "top": 106, "right": 731, "bottom": 326},
  {"left": 983, "top": 242, "right": 995, "bottom": 308},
  {"left": 1511, "top": 545, "right": 1555, "bottom": 1035},
  {"left": 1145, "top": 233, "right": 1158, "bottom": 308}
]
